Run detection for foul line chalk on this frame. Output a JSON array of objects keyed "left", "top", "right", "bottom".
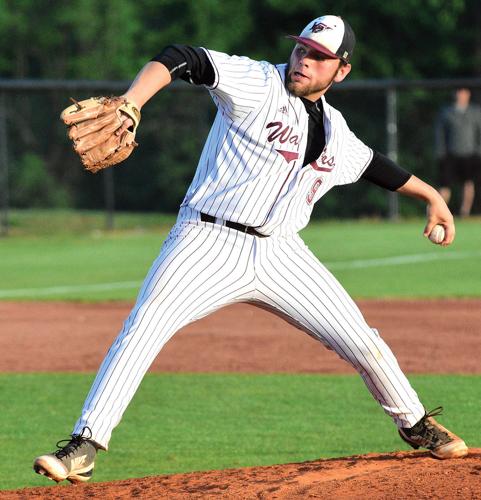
[
  {"left": 0, "top": 281, "right": 141, "bottom": 298},
  {"left": 0, "top": 251, "right": 479, "bottom": 298}
]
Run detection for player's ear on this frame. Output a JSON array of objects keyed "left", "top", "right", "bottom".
[{"left": 334, "top": 63, "right": 351, "bottom": 83}]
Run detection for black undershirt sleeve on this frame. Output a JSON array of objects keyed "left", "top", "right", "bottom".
[
  {"left": 151, "top": 45, "right": 215, "bottom": 86},
  {"left": 361, "top": 151, "right": 412, "bottom": 191}
]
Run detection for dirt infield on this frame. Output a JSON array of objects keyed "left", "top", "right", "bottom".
[
  {"left": 2, "top": 299, "right": 480, "bottom": 498},
  {"left": 4, "top": 450, "right": 481, "bottom": 499},
  {"left": 1, "top": 299, "right": 480, "bottom": 373}
]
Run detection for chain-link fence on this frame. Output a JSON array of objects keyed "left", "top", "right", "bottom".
[{"left": 1, "top": 77, "right": 481, "bottom": 234}]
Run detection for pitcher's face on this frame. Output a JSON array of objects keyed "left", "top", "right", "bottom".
[{"left": 287, "top": 44, "right": 351, "bottom": 101}]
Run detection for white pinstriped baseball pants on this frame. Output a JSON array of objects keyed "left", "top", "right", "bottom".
[{"left": 73, "top": 211, "right": 425, "bottom": 449}]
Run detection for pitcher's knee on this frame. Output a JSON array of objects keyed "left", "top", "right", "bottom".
[{"left": 345, "top": 328, "right": 389, "bottom": 370}]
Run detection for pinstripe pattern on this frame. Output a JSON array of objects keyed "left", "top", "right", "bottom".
[
  {"left": 73, "top": 50, "right": 425, "bottom": 449},
  {"left": 182, "top": 52, "right": 372, "bottom": 236},
  {"left": 253, "top": 234, "right": 425, "bottom": 428},
  {"left": 74, "top": 212, "right": 424, "bottom": 448},
  {"left": 74, "top": 220, "right": 257, "bottom": 448}
]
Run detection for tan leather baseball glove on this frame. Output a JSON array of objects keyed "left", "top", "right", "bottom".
[{"left": 60, "top": 96, "right": 141, "bottom": 173}]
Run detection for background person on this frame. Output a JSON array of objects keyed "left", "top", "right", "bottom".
[{"left": 435, "top": 88, "right": 481, "bottom": 216}]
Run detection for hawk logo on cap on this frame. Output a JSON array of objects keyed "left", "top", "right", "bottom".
[{"left": 311, "top": 22, "right": 333, "bottom": 33}]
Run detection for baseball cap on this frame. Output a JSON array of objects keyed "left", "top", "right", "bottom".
[{"left": 287, "top": 15, "right": 356, "bottom": 64}]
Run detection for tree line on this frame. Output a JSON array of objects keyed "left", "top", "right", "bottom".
[
  {"left": 2, "top": 0, "right": 480, "bottom": 215},
  {"left": 2, "top": 0, "right": 479, "bottom": 80}
]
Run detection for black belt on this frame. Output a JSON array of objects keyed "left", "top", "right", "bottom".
[{"left": 200, "top": 213, "right": 268, "bottom": 238}]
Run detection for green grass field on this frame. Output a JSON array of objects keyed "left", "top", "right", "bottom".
[
  {"left": 1, "top": 210, "right": 480, "bottom": 491},
  {"left": 1, "top": 373, "right": 479, "bottom": 491},
  {"left": 1, "top": 210, "right": 480, "bottom": 300}
]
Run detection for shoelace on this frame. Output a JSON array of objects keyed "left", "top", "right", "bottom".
[
  {"left": 54, "top": 426, "right": 93, "bottom": 459},
  {"left": 425, "top": 406, "right": 443, "bottom": 419},
  {"left": 418, "top": 407, "right": 450, "bottom": 444}
]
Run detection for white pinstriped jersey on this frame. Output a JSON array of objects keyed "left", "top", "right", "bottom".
[
  {"left": 181, "top": 49, "right": 373, "bottom": 236},
  {"left": 71, "top": 51, "right": 427, "bottom": 449}
]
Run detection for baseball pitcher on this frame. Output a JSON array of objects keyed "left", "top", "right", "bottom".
[{"left": 34, "top": 15, "right": 468, "bottom": 484}]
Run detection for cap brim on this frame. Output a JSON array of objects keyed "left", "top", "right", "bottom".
[{"left": 287, "top": 35, "right": 339, "bottom": 59}]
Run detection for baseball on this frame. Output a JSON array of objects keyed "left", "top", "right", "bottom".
[{"left": 429, "top": 224, "right": 445, "bottom": 244}]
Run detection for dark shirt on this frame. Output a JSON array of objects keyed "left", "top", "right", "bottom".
[
  {"left": 435, "top": 103, "right": 481, "bottom": 158},
  {"left": 300, "top": 97, "right": 325, "bottom": 166},
  {"left": 152, "top": 45, "right": 412, "bottom": 191}
]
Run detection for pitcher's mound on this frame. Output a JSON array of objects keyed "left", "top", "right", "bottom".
[{"left": 5, "top": 449, "right": 481, "bottom": 499}]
